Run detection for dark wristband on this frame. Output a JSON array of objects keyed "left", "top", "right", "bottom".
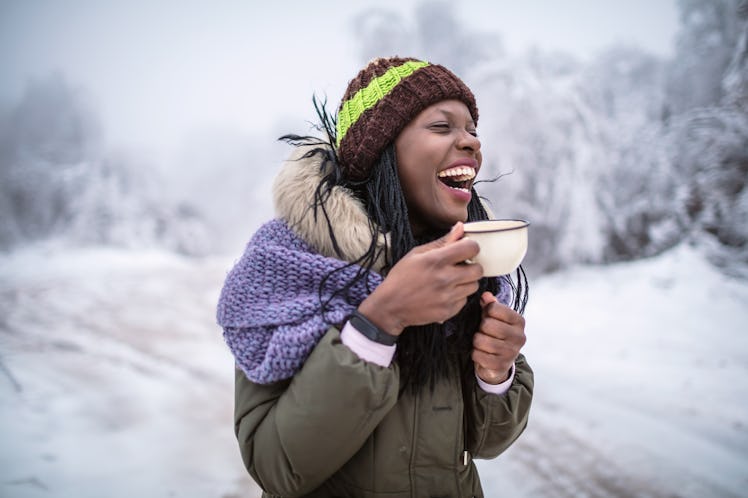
[{"left": 348, "top": 310, "right": 398, "bottom": 346}]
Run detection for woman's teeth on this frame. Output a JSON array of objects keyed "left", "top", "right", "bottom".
[
  {"left": 437, "top": 166, "right": 476, "bottom": 182},
  {"left": 437, "top": 166, "right": 475, "bottom": 193}
]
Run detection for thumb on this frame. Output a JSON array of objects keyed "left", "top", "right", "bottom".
[{"left": 480, "top": 291, "right": 497, "bottom": 308}]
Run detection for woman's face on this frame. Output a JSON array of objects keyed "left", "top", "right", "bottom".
[{"left": 394, "top": 99, "right": 482, "bottom": 237}]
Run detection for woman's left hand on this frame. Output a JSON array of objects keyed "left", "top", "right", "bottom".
[{"left": 472, "top": 291, "right": 526, "bottom": 384}]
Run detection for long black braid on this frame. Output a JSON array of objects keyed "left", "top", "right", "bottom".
[{"left": 280, "top": 96, "right": 529, "bottom": 393}]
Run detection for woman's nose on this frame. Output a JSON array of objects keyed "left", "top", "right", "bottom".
[{"left": 457, "top": 129, "right": 481, "bottom": 152}]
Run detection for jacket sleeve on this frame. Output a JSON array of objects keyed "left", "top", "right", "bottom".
[
  {"left": 464, "top": 353, "right": 533, "bottom": 459},
  {"left": 233, "top": 326, "right": 399, "bottom": 497}
]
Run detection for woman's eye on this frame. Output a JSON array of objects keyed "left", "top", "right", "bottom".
[{"left": 430, "top": 123, "right": 450, "bottom": 131}]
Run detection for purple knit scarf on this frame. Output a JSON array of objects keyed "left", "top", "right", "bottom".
[
  {"left": 216, "top": 219, "right": 382, "bottom": 384},
  {"left": 217, "top": 219, "right": 513, "bottom": 384}
]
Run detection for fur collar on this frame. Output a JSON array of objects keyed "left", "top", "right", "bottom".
[{"left": 272, "top": 146, "right": 389, "bottom": 273}]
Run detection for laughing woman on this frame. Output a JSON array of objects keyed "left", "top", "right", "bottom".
[{"left": 217, "top": 57, "right": 533, "bottom": 498}]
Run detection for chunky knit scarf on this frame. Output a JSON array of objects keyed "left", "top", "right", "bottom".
[
  {"left": 218, "top": 217, "right": 514, "bottom": 384},
  {"left": 217, "top": 219, "right": 382, "bottom": 384}
]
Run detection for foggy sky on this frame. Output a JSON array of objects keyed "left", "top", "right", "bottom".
[{"left": 0, "top": 0, "right": 679, "bottom": 164}]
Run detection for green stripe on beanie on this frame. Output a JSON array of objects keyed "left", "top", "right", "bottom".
[{"left": 336, "top": 60, "right": 430, "bottom": 148}]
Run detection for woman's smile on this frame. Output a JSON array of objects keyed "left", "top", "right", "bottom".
[{"left": 437, "top": 160, "right": 478, "bottom": 200}]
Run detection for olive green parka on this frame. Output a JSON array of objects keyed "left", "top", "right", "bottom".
[{"left": 232, "top": 148, "right": 534, "bottom": 497}]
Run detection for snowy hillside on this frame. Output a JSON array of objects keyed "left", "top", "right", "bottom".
[{"left": 1, "top": 242, "right": 746, "bottom": 497}]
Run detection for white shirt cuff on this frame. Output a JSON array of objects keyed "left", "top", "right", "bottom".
[
  {"left": 340, "top": 320, "right": 396, "bottom": 367},
  {"left": 476, "top": 363, "right": 515, "bottom": 395}
]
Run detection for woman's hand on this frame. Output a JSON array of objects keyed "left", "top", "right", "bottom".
[
  {"left": 357, "top": 222, "right": 483, "bottom": 336},
  {"left": 473, "top": 292, "right": 526, "bottom": 384}
]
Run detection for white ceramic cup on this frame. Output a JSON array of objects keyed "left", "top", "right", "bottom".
[{"left": 462, "top": 219, "right": 529, "bottom": 276}]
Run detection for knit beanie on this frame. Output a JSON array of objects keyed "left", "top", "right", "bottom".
[{"left": 335, "top": 56, "right": 479, "bottom": 181}]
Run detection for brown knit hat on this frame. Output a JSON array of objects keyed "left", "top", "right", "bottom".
[{"left": 335, "top": 56, "right": 478, "bottom": 181}]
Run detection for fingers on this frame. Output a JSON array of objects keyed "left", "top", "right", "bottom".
[
  {"left": 481, "top": 299, "right": 525, "bottom": 328},
  {"left": 377, "top": 222, "right": 488, "bottom": 328},
  {"left": 474, "top": 301, "right": 526, "bottom": 356},
  {"left": 456, "top": 280, "right": 481, "bottom": 298},
  {"left": 472, "top": 325, "right": 524, "bottom": 381},
  {"left": 416, "top": 222, "right": 464, "bottom": 253},
  {"left": 434, "top": 238, "right": 480, "bottom": 266},
  {"left": 416, "top": 237, "right": 479, "bottom": 268},
  {"left": 473, "top": 328, "right": 525, "bottom": 355},
  {"left": 480, "top": 291, "right": 497, "bottom": 307},
  {"left": 414, "top": 223, "right": 479, "bottom": 264},
  {"left": 412, "top": 227, "right": 482, "bottom": 280},
  {"left": 444, "top": 221, "right": 464, "bottom": 243},
  {"left": 437, "top": 221, "right": 464, "bottom": 246}
]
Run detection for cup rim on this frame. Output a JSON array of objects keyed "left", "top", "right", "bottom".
[{"left": 463, "top": 219, "right": 530, "bottom": 234}]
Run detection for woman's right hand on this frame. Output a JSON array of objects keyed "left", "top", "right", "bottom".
[{"left": 356, "top": 222, "right": 483, "bottom": 336}]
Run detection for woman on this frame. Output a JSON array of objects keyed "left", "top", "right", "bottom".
[{"left": 217, "top": 57, "right": 533, "bottom": 497}]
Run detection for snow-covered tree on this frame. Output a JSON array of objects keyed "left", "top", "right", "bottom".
[
  {"left": 665, "top": 0, "right": 745, "bottom": 114},
  {"left": 0, "top": 73, "right": 100, "bottom": 246},
  {"left": 0, "top": 73, "right": 211, "bottom": 255},
  {"left": 349, "top": 0, "right": 748, "bottom": 275}
]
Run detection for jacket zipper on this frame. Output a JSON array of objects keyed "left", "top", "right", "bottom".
[
  {"left": 461, "top": 366, "right": 471, "bottom": 468},
  {"left": 462, "top": 406, "right": 469, "bottom": 466}
]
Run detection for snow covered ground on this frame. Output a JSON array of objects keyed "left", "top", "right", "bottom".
[
  {"left": 1, "top": 242, "right": 746, "bottom": 497},
  {"left": 0, "top": 244, "right": 260, "bottom": 498},
  {"left": 479, "top": 245, "right": 748, "bottom": 498}
]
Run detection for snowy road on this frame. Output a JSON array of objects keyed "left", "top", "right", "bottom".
[{"left": 1, "top": 244, "right": 746, "bottom": 497}]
